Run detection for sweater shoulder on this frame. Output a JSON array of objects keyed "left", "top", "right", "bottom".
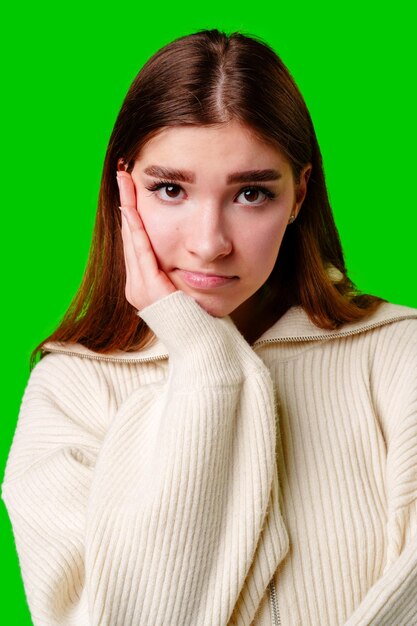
[
  {"left": 30, "top": 349, "right": 103, "bottom": 394},
  {"left": 345, "top": 300, "right": 417, "bottom": 340},
  {"left": 366, "top": 302, "right": 417, "bottom": 344},
  {"left": 19, "top": 352, "right": 112, "bottom": 434},
  {"left": 374, "top": 300, "right": 417, "bottom": 322},
  {"left": 29, "top": 349, "right": 168, "bottom": 412}
]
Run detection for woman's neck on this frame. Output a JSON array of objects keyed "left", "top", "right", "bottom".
[{"left": 230, "top": 290, "right": 290, "bottom": 345}]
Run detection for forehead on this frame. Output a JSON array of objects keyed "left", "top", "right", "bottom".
[{"left": 137, "top": 121, "right": 291, "bottom": 173}]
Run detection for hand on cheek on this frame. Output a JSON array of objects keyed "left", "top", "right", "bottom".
[{"left": 116, "top": 170, "right": 177, "bottom": 312}]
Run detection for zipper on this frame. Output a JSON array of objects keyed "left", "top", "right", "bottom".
[
  {"left": 268, "top": 578, "right": 281, "bottom": 626},
  {"left": 42, "top": 313, "right": 417, "bottom": 364},
  {"left": 253, "top": 313, "right": 417, "bottom": 348},
  {"left": 42, "top": 346, "right": 169, "bottom": 364}
]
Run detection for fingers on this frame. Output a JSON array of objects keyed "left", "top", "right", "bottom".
[
  {"left": 117, "top": 170, "right": 136, "bottom": 209},
  {"left": 116, "top": 170, "right": 177, "bottom": 310},
  {"left": 116, "top": 171, "right": 159, "bottom": 273},
  {"left": 117, "top": 171, "right": 137, "bottom": 292}
]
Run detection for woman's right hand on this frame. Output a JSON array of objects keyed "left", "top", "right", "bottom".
[{"left": 116, "top": 170, "right": 177, "bottom": 312}]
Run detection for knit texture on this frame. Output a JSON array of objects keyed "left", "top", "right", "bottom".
[{"left": 2, "top": 291, "right": 417, "bottom": 625}]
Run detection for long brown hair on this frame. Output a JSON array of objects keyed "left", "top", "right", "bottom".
[{"left": 30, "top": 28, "right": 383, "bottom": 370}]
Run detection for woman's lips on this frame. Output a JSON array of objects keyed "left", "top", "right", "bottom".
[{"left": 176, "top": 269, "right": 238, "bottom": 289}]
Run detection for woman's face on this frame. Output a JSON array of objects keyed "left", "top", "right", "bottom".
[{"left": 131, "top": 120, "right": 311, "bottom": 327}]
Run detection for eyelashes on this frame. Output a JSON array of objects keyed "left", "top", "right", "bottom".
[
  {"left": 146, "top": 180, "right": 183, "bottom": 200},
  {"left": 144, "top": 179, "right": 277, "bottom": 205}
]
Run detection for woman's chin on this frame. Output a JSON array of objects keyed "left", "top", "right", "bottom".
[{"left": 185, "top": 291, "right": 236, "bottom": 318}]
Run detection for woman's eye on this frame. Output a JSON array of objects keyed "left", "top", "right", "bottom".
[
  {"left": 145, "top": 182, "right": 275, "bottom": 205},
  {"left": 159, "top": 184, "right": 184, "bottom": 200},
  {"left": 145, "top": 182, "right": 186, "bottom": 202},
  {"left": 236, "top": 186, "right": 275, "bottom": 205}
]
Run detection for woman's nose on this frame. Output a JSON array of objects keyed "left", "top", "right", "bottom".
[{"left": 185, "top": 206, "right": 233, "bottom": 262}]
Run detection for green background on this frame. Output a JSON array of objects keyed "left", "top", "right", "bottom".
[{"left": 1, "top": 0, "right": 416, "bottom": 622}]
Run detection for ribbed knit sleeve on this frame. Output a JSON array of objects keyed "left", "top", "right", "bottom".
[
  {"left": 345, "top": 319, "right": 417, "bottom": 625},
  {"left": 1, "top": 351, "right": 105, "bottom": 624},
  {"left": 2, "top": 291, "right": 289, "bottom": 626}
]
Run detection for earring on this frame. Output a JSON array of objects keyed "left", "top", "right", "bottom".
[{"left": 288, "top": 214, "right": 296, "bottom": 224}]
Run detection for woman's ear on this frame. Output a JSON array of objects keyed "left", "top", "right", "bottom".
[
  {"left": 117, "top": 158, "right": 129, "bottom": 172},
  {"left": 293, "top": 162, "right": 312, "bottom": 217}
]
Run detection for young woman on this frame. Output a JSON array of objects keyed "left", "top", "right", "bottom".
[{"left": 2, "top": 29, "right": 417, "bottom": 626}]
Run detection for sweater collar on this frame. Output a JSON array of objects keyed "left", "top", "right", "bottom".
[
  {"left": 253, "top": 301, "right": 417, "bottom": 345},
  {"left": 42, "top": 300, "right": 417, "bottom": 363}
]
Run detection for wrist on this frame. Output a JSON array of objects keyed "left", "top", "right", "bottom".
[{"left": 138, "top": 291, "right": 263, "bottom": 385}]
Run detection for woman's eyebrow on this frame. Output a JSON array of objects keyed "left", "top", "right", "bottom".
[
  {"left": 142, "top": 165, "right": 282, "bottom": 184},
  {"left": 228, "top": 169, "right": 282, "bottom": 183},
  {"left": 143, "top": 166, "right": 193, "bottom": 182}
]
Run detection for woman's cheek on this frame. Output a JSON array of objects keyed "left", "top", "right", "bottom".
[
  {"left": 240, "top": 214, "right": 287, "bottom": 260},
  {"left": 139, "top": 212, "right": 180, "bottom": 267}
]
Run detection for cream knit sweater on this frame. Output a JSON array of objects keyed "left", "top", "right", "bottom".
[{"left": 2, "top": 291, "right": 417, "bottom": 626}]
